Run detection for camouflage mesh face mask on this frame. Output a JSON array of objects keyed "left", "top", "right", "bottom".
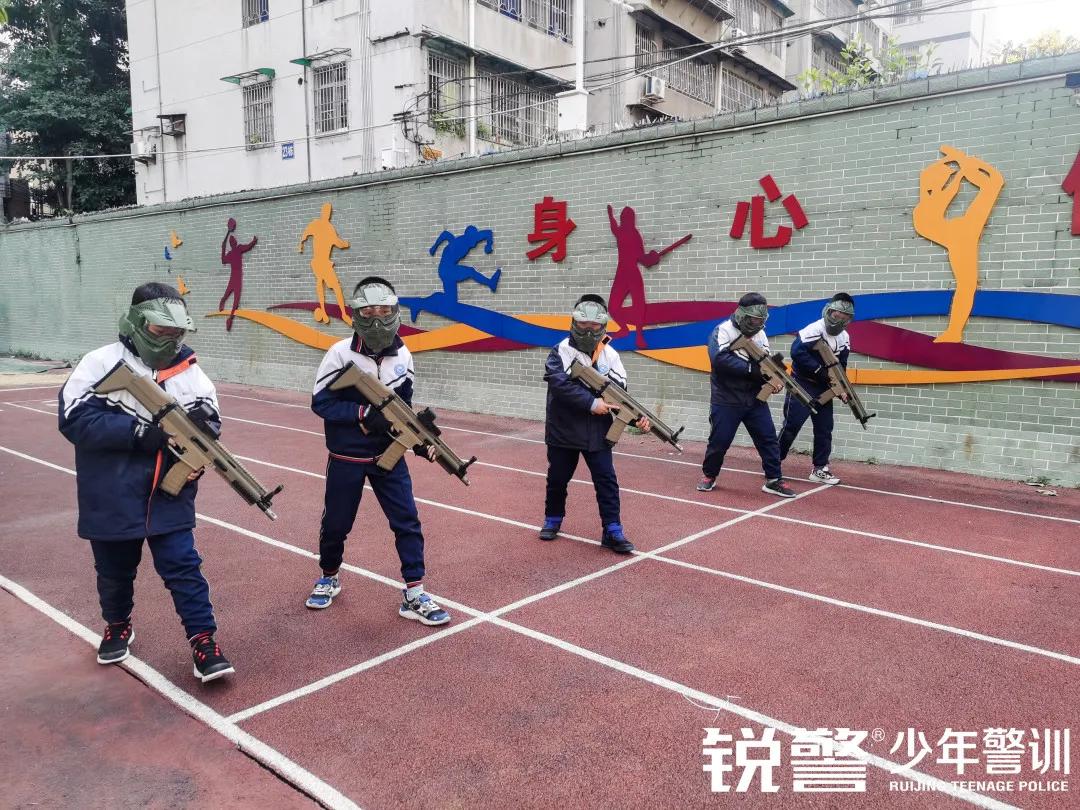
[
  {"left": 733, "top": 303, "right": 768, "bottom": 337},
  {"left": 570, "top": 299, "right": 609, "bottom": 356},
  {"left": 350, "top": 282, "right": 401, "bottom": 353},
  {"left": 822, "top": 299, "right": 855, "bottom": 336},
  {"left": 118, "top": 298, "right": 193, "bottom": 369}
]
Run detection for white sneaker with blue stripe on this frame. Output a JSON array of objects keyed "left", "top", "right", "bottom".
[
  {"left": 399, "top": 591, "right": 451, "bottom": 626},
  {"left": 305, "top": 575, "right": 341, "bottom": 609}
]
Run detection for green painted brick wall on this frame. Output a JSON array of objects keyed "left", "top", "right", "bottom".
[{"left": 3, "top": 56, "right": 1078, "bottom": 485}]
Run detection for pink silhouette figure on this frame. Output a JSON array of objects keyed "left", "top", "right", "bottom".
[
  {"left": 607, "top": 204, "right": 691, "bottom": 348},
  {"left": 219, "top": 217, "right": 258, "bottom": 332}
]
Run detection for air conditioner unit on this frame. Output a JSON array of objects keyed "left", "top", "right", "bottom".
[
  {"left": 727, "top": 26, "right": 747, "bottom": 42},
  {"left": 131, "top": 140, "right": 157, "bottom": 165},
  {"left": 642, "top": 75, "right": 666, "bottom": 102}
]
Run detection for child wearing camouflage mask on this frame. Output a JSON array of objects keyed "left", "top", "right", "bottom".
[
  {"left": 305, "top": 276, "right": 451, "bottom": 627},
  {"left": 779, "top": 293, "right": 856, "bottom": 485},
  {"left": 58, "top": 282, "right": 234, "bottom": 683},
  {"left": 699, "top": 292, "right": 796, "bottom": 498},
  {"left": 539, "top": 294, "right": 649, "bottom": 553}
]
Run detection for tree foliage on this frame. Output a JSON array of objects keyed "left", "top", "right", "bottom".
[
  {"left": 797, "top": 36, "right": 942, "bottom": 97},
  {"left": 0, "top": 0, "right": 134, "bottom": 214},
  {"left": 992, "top": 31, "right": 1080, "bottom": 64}
]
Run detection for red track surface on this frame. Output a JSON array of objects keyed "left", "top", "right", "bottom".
[{"left": 1, "top": 376, "right": 1077, "bottom": 808}]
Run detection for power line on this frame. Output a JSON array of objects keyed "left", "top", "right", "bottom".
[{"left": 0, "top": 0, "right": 1030, "bottom": 163}]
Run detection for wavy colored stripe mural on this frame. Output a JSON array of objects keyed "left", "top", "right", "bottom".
[{"left": 221, "top": 287, "right": 1079, "bottom": 386}]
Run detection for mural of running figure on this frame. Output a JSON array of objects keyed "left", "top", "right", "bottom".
[
  {"left": 607, "top": 204, "right": 692, "bottom": 348},
  {"left": 299, "top": 202, "right": 352, "bottom": 326},
  {"left": 913, "top": 145, "right": 1004, "bottom": 343},
  {"left": 219, "top": 217, "right": 257, "bottom": 332},
  {"left": 407, "top": 225, "right": 503, "bottom": 321}
]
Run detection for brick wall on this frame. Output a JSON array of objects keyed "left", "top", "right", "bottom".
[{"left": 3, "top": 56, "right": 1078, "bottom": 485}]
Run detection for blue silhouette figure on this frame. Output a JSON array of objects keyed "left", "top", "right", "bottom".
[{"left": 407, "top": 226, "right": 502, "bottom": 321}]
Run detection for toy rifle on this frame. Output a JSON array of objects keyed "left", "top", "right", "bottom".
[
  {"left": 729, "top": 335, "right": 819, "bottom": 414},
  {"left": 329, "top": 362, "right": 477, "bottom": 485},
  {"left": 568, "top": 358, "right": 684, "bottom": 451},
  {"left": 812, "top": 339, "right": 876, "bottom": 429},
  {"left": 93, "top": 361, "right": 284, "bottom": 520}
]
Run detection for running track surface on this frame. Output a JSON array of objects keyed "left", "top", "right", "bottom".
[{"left": 1, "top": 373, "right": 1077, "bottom": 809}]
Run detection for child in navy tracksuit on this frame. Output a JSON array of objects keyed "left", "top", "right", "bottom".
[
  {"left": 698, "top": 292, "right": 796, "bottom": 498},
  {"left": 539, "top": 295, "right": 644, "bottom": 554},
  {"left": 305, "top": 276, "right": 450, "bottom": 626},
  {"left": 779, "top": 293, "right": 855, "bottom": 485},
  {"left": 58, "top": 282, "right": 233, "bottom": 683}
]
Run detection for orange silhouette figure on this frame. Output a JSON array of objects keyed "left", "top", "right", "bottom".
[
  {"left": 299, "top": 202, "right": 352, "bottom": 326},
  {"left": 176, "top": 276, "right": 190, "bottom": 296},
  {"left": 913, "top": 145, "right": 1004, "bottom": 343}
]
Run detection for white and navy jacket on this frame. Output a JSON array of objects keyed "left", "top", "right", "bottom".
[
  {"left": 58, "top": 340, "right": 220, "bottom": 542},
  {"left": 543, "top": 337, "right": 628, "bottom": 451},
  {"left": 312, "top": 334, "right": 415, "bottom": 460},
  {"left": 789, "top": 318, "right": 850, "bottom": 389},
  {"left": 706, "top": 318, "right": 773, "bottom": 407}
]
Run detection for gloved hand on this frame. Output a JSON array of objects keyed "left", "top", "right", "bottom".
[
  {"left": 361, "top": 406, "right": 392, "bottom": 436},
  {"left": 133, "top": 421, "right": 170, "bottom": 453}
]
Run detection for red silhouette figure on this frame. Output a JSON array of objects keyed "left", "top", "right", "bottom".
[
  {"left": 607, "top": 204, "right": 692, "bottom": 348},
  {"left": 219, "top": 217, "right": 258, "bottom": 332},
  {"left": 730, "top": 174, "right": 809, "bottom": 249},
  {"left": 526, "top": 196, "right": 577, "bottom": 262},
  {"left": 1064, "top": 149, "right": 1080, "bottom": 236}
]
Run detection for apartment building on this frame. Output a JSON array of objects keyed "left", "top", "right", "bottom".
[
  {"left": 890, "top": 0, "right": 988, "bottom": 72},
  {"left": 127, "top": 0, "right": 578, "bottom": 204},
  {"left": 585, "top": 0, "right": 796, "bottom": 131},
  {"left": 783, "top": 0, "right": 893, "bottom": 91}
]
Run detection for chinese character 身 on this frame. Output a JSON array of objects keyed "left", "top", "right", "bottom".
[{"left": 526, "top": 196, "right": 577, "bottom": 262}]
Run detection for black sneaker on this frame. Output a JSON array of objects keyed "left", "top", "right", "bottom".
[
  {"left": 190, "top": 632, "right": 234, "bottom": 683},
  {"left": 539, "top": 516, "right": 562, "bottom": 541},
  {"left": 762, "top": 478, "right": 797, "bottom": 498},
  {"left": 97, "top": 621, "right": 134, "bottom": 664},
  {"left": 601, "top": 523, "right": 635, "bottom": 554}
]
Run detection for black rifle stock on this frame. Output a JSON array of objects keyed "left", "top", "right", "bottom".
[
  {"left": 812, "top": 339, "right": 876, "bottom": 429},
  {"left": 567, "top": 358, "right": 685, "bottom": 451},
  {"left": 729, "top": 335, "right": 819, "bottom": 414},
  {"left": 93, "top": 361, "right": 284, "bottom": 520},
  {"left": 328, "top": 363, "right": 477, "bottom": 485}
]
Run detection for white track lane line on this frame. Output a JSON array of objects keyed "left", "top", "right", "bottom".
[
  {"left": 218, "top": 410, "right": 1080, "bottom": 576},
  {"left": 0, "top": 574, "right": 361, "bottom": 810},
  {"left": 0, "top": 446, "right": 1035, "bottom": 807}
]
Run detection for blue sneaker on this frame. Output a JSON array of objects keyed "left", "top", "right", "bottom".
[
  {"left": 305, "top": 575, "right": 341, "bottom": 609},
  {"left": 601, "top": 523, "right": 635, "bottom": 554},
  {"left": 399, "top": 591, "right": 451, "bottom": 626},
  {"left": 539, "top": 516, "right": 562, "bottom": 541}
]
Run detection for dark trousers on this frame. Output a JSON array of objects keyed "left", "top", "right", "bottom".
[
  {"left": 544, "top": 445, "right": 621, "bottom": 528},
  {"left": 779, "top": 379, "right": 834, "bottom": 469},
  {"left": 90, "top": 530, "right": 216, "bottom": 639},
  {"left": 319, "top": 455, "right": 425, "bottom": 583},
  {"left": 702, "top": 401, "right": 783, "bottom": 481}
]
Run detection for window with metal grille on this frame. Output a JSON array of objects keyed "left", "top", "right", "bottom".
[
  {"left": 660, "top": 40, "right": 716, "bottom": 105},
  {"left": 476, "top": 0, "right": 574, "bottom": 43},
  {"left": 474, "top": 70, "right": 556, "bottom": 147},
  {"left": 719, "top": 68, "right": 770, "bottom": 113},
  {"left": 313, "top": 62, "right": 348, "bottom": 134},
  {"left": 812, "top": 41, "right": 846, "bottom": 73},
  {"left": 635, "top": 24, "right": 659, "bottom": 71},
  {"left": 428, "top": 50, "right": 466, "bottom": 117},
  {"left": 242, "top": 79, "right": 274, "bottom": 150},
  {"left": 242, "top": 0, "right": 269, "bottom": 28},
  {"left": 897, "top": 0, "right": 924, "bottom": 24},
  {"left": 730, "top": 0, "right": 785, "bottom": 58}
]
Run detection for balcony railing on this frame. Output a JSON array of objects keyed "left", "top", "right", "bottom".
[{"left": 477, "top": 0, "right": 573, "bottom": 43}]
